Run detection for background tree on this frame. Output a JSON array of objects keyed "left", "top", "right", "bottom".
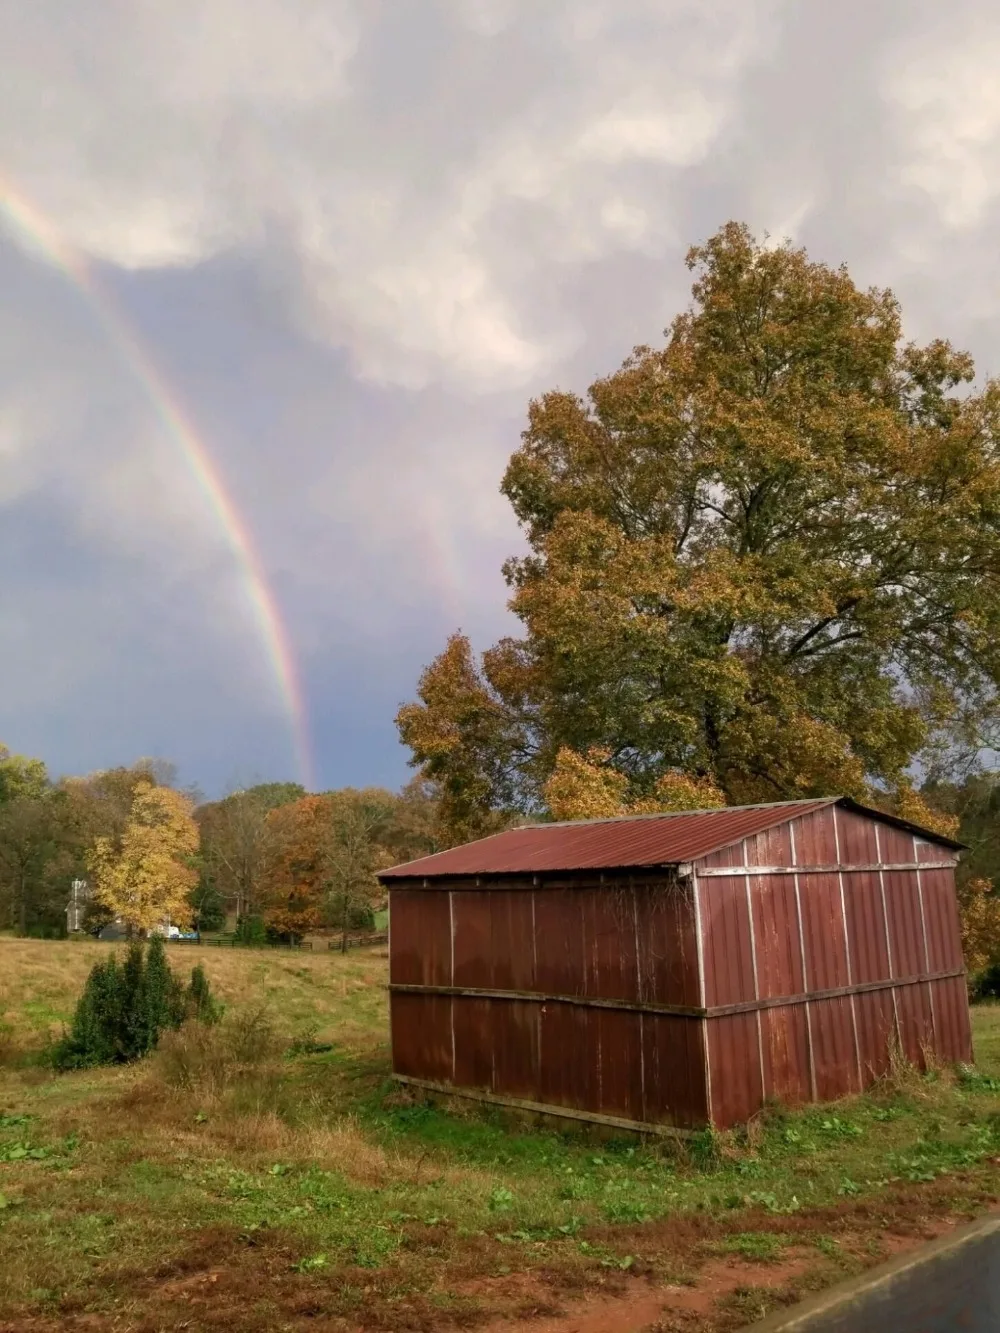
[
  {"left": 197, "top": 782, "right": 305, "bottom": 927},
  {"left": 323, "top": 790, "right": 396, "bottom": 949},
  {"left": 0, "top": 792, "right": 74, "bottom": 936},
  {"left": 88, "top": 782, "right": 199, "bottom": 936},
  {"left": 260, "top": 795, "right": 331, "bottom": 940},
  {"left": 399, "top": 222, "right": 1000, "bottom": 837}
]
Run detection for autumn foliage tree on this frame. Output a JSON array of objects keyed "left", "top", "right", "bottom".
[
  {"left": 88, "top": 782, "right": 199, "bottom": 936},
  {"left": 399, "top": 222, "right": 1000, "bottom": 838}
]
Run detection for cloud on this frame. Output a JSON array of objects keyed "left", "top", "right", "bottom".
[{"left": 4, "top": 0, "right": 1000, "bottom": 791}]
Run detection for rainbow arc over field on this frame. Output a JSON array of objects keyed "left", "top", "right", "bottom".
[{"left": 0, "top": 176, "right": 315, "bottom": 789}]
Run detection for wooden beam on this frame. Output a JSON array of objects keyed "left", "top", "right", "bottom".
[{"left": 391, "top": 1075, "right": 696, "bottom": 1138}]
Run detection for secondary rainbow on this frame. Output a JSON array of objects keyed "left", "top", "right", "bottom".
[{"left": 0, "top": 175, "right": 315, "bottom": 789}]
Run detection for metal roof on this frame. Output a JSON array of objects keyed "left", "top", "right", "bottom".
[{"left": 379, "top": 796, "right": 964, "bottom": 881}]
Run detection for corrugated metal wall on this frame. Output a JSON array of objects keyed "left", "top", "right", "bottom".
[
  {"left": 695, "top": 805, "right": 972, "bottom": 1126},
  {"left": 389, "top": 875, "right": 708, "bottom": 1128},
  {"left": 389, "top": 804, "right": 971, "bottom": 1131}
]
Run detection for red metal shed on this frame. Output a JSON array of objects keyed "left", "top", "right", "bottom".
[{"left": 379, "top": 797, "right": 971, "bottom": 1131}]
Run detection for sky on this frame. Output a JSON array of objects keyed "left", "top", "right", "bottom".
[{"left": 1, "top": 0, "right": 1000, "bottom": 797}]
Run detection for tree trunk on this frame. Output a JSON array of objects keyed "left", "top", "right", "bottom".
[
  {"left": 17, "top": 872, "right": 26, "bottom": 938},
  {"left": 341, "top": 891, "right": 349, "bottom": 954}
]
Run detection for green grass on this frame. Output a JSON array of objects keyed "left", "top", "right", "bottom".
[{"left": 1, "top": 937, "right": 999, "bottom": 1332}]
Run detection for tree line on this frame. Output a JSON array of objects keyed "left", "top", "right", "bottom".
[{"left": 0, "top": 751, "right": 439, "bottom": 942}]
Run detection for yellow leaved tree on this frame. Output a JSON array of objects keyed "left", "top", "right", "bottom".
[
  {"left": 88, "top": 782, "right": 199, "bottom": 935},
  {"left": 544, "top": 747, "right": 726, "bottom": 821}
]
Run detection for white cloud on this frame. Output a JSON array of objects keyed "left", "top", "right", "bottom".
[{"left": 883, "top": 23, "right": 1000, "bottom": 229}]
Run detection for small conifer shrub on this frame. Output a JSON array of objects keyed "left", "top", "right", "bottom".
[{"left": 54, "top": 936, "right": 220, "bottom": 1070}]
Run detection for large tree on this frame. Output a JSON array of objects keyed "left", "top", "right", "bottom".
[{"left": 398, "top": 222, "right": 1000, "bottom": 835}]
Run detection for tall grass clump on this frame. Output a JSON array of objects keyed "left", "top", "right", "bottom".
[{"left": 53, "top": 936, "right": 221, "bottom": 1070}]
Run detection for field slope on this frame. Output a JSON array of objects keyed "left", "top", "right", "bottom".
[{"left": 1, "top": 936, "right": 998, "bottom": 1333}]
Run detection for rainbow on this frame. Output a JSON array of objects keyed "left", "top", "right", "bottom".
[{"left": 0, "top": 176, "right": 315, "bottom": 790}]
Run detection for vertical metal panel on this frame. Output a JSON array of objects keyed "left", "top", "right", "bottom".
[
  {"left": 810, "top": 995, "right": 861, "bottom": 1097},
  {"left": 895, "top": 982, "right": 934, "bottom": 1067},
  {"left": 854, "top": 988, "right": 897, "bottom": 1081},
  {"left": 707, "top": 1013, "right": 764, "bottom": 1127},
  {"left": 641, "top": 1014, "right": 708, "bottom": 1128},
  {"left": 452, "top": 996, "right": 494, "bottom": 1089},
  {"left": 537, "top": 1002, "right": 591, "bottom": 1110},
  {"left": 844, "top": 870, "right": 892, "bottom": 983},
  {"left": 635, "top": 880, "right": 700, "bottom": 1007},
  {"left": 789, "top": 807, "right": 839, "bottom": 865},
  {"left": 391, "top": 993, "right": 453, "bottom": 1081},
  {"left": 533, "top": 889, "right": 585, "bottom": 995},
  {"left": 797, "top": 872, "right": 851, "bottom": 991},
  {"left": 452, "top": 891, "right": 492, "bottom": 987},
  {"left": 884, "top": 869, "right": 926, "bottom": 979},
  {"left": 388, "top": 889, "right": 452, "bottom": 985},
  {"left": 921, "top": 868, "right": 965, "bottom": 973},
  {"left": 832, "top": 805, "right": 863, "bottom": 1088},
  {"left": 760, "top": 1005, "right": 812, "bottom": 1106},
  {"left": 700, "top": 875, "right": 757, "bottom": 1007},
  {"left": 916, "top": 839, "right": 956, "bottom": 865},
  {"left": 593, "top": 1008, "right": 644, "bottom": 1121},
  {"left": 835, "top": 808, "right": 881, "bottom": 863},
  {"left": 931, "top": 975, "right": 974, "bottom": 1064},
  {"left": 582, "top": 887, "right": 639, "bottom": 1001},
  {"left": 879, "top": 822, "right": 921, "bottom": 862},
  {"left": 489, "top": 890, "right": 536, "bottom": 990},
  {"left": 742, "top": 822, "right": 794, "bottom": 868},
  {"left": 490, "top": 999, "right": 541, "bottom": 1100},
  {"left": 699, "top": 840, "right": 745, "bottom": 869},
  {"left": 751, "top": 873, "right": 804, "bottom": 997}
]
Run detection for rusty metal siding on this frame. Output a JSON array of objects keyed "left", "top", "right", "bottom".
[
  {"left": 392, "top": 992, "right": 453, "bottom": 1081},
  {"left": 810, "top": 995, "right": 861, "bottom": 1098},
  {"left": 760, "top": 1006, "right": 812, "bottom": 1105},
  {"left": 700, "top": 875, "right": 757, "bottom": 1008},
  {"left": 636, "top": 881, "right": 700, "bottom": 1007},
  {"left": 642, "top": 1014, "right": 709, "bottom": 1127},
  {"left": 389, "top": 889, "right": 452, "bottom": 986},
  {"left": 707, "top": 1012, "right": 764, "bottom": 1125},
  {"left": 789, "top": 805, "right": 840, "bottom": 865},
  {"left": 751, "top": 874, "right": 804, "bottom": 998},
  {"left": 896, "top": 983, "right": 935, "bottom": 1066},
  {"left": 854, "top": 988, "right": 897, "bottom": 1080},
  {"left": 835, "top": 807, "right": 881, "bottom": 863},
  {"left": 884, "top": 869, "right": 926, "bottom": 979},
  {"left": 797, "top": 872, "right": 851, "bottom": 991},
  {"left": 844, "top": 871, "right": 892, "bottom": 984},
  {"left": 917, "top": 839, "right": 956, "bottom": 865},
  {"left": 932, "top": 975, "right": 974, "bottom": 1063},
  {"left": 921, "top": 868, "right": 965, "bottom": 972}
]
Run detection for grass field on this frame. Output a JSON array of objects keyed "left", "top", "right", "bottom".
[{"left": 1, "top": 937, "right": 998, "bottom": 1333}]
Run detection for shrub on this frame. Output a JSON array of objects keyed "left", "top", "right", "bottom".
[
  {"left": 187, "top": 963, "right": 222, "bottom": 1024},
  {"left": 53, "top": 937, "right": 220, "bottom": 1070}
]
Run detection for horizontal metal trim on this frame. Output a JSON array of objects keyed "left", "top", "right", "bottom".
[
  {"left": 389, "top": 982, "right": 705, "bottom": 1018},
  {"left": 389, "top": 968, "right": 966, "bottom": 1020},
  {"left": 707, "top": 969, "right": 966, "bottom": 1018},
  {"left": 392, "top": 1074, "right": 695, "bottom": 1138},
  {"left": 696, "top": 862, "right": 957, "bottom": 877}
]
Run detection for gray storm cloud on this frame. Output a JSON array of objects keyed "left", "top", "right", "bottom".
[{"left": 1, "top": 0, "right": 999, "bottom": 789}]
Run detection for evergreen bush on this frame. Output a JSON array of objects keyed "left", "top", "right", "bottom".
[{"left": 53, "top": 936, "right": 220, "bottom": 1070}]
